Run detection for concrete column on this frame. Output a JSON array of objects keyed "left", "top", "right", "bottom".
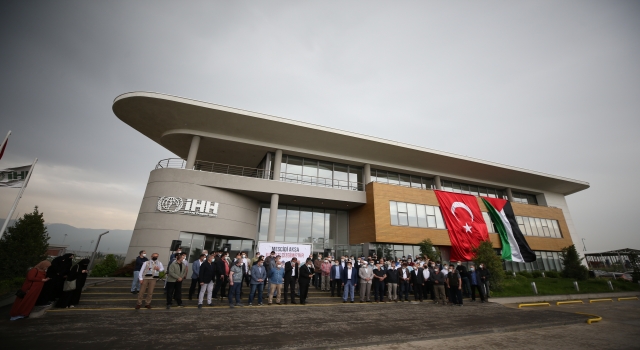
[
  {"left": 363, "top": 164, "right": 371, "bottom": 185},
  {"left": 273, "top": 149, "right": 283, "bottom": 181},
  {"left": 267, "top": 194, "right": 279, "bottom": 242},
  {"left": 185, "top": 135, "right": 201, "bottom": 170},
  {"left": 506, "top": 188, "right": 515, "bottom": 202},
  {"left": 434, "top": 175, "right": 442, "bottom": 190}
]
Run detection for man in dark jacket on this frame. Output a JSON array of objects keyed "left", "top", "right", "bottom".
[
  {"left": 341, "top": 261, "right": 358, "bottom": 303},
  {"left": 372, "top": 261, "right": 386, "bottom": 302},
  {"left": 447, "top": 265, "right": 463, "bottom": 306},
  {"left": 478, "top": 263, "right": 491, "bottom": 299},
  {"left": 385, "top": 265, "right": 400, "bottom": 302},
  {"left": 198, "top": 254, "right": 216, "bottom": 308},
  {"left": 455, "top": 261, "right": 471, "bottom": 298},
  {"left": 468, "top": 265, "right": 485, "bottom": 302},
  {"left": 298, "top": 258, "right": 314, "bottom": 305},
  {"left": 330, "top": 259, "right": 343, "bottom": 297},
  {"left": 432, "top": 266, "right": 446, "bottom": 305},
  {"left": 212, "top": 253, "right": 228, "bottom": 300},
  {"left": 284, "top": 258, "right": 299, "bottom": 304},
  {"left": 131, "top": 250, "right": 148, "bottom": 294},
  {"left": 410, "top": 265, "right": 425, "bottom": 301}
]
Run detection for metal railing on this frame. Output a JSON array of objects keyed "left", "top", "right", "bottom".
[
  {"left": 156, "top": 158, "right": 272, "bottom": 179},
  {"left": 280, "top": 172, "right": 363, "bottom": 191}
]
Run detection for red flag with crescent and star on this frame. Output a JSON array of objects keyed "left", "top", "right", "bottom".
[{"left": 434, "top": 190, "right": 489, "bottom": 261}]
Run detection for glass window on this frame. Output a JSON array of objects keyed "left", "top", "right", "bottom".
[
  {"left": 376, "top": 170, "right": 388, "bottom": 184},
  {"left": 552, "top": 220, "right": 562, "bottom": 238},
  {"left": 482, "top": 212, "right": 494, "bottom": 233},
  {"left": 416, "top": 204, "right": 428, "bottom": 227},
  {"left": 336, "top": 211, "right": 348, "bottom": 245},
  {"left": 299, "top": 208, "right": 312, "bottom": 243},
  {"left": 399, "top": 174, "right": 411, "bottom": 187},
  {"left": 461, "top": 184, "right": 469, "bottom": 194},
  {"left": 410, "top": 176, "right": 421, "bottom": 189},
  {"left": 389, "top": 201, "right": 398, "bottom": 226},
  {"left": 285, "top": 206, "right": 300, "bottom": 242},
  {"left": 523, "top": 217, "right": 532, "bottom": 235},
  {"left": 311, "top": 209, "right": 324, "bottom": 244},
  {"left": 423, "top": 178, "right": 433, "bottom": 190},
  {"left": 469, "top": 185, "right": 479, "bottom": 196},
  {"left": 435, "top": 208, "right": 446, "bottom": 229},
  {"left": 333, "top": 164, "right": 349, "bottom": 190},
  {"left": 528, "top": 217, "right": 538, "bottom": 236},
  {"left": 388, "top": 172, "right": 400, "bottom": 185},
  {"left": 397, "top": 202, "right": 408, "bottom": 225},
  {"left": 287, "top": 156, "right": 303, "bottom": 175},
  {"left": 318, "top": 162, "right": 333, "bottom": 187},
  {"left": 407, "top": 203, "right": 418, "bottom": 227},
  {"left": 442, "top": 181, "right": 452, "bottom": 192},
  {"left": 452, "top": 182, "right": 461, "bottom": 193},
  {"left": 534, "top": 218, "right": 546, "bottom": 237},
  {"left": 479, "top": 187, "right": 488, "bottom": 197},
  {"left": 276, "top": 205, "right": 287, "bottom": 242},
  {"left": 302, "top": 159, "right": 318, "bottom": 185},
  {"left": 258, "top": 206, "right": 269, "bottom": 242}
]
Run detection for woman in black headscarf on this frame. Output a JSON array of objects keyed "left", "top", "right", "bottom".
[
  {"left": 36, "top": 255, "right": 62, "bottom": 305},
  {"left": 56, "top": 258, "right": 87, "bottom": 308},
  {"left": 53, "top": 253, "right": 74, "bottom": 304},
  {"left": 68, "top": 259, "right": 90, "bottom": 307}
]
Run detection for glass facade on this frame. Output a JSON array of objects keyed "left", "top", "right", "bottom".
[
  {"left": 512, "top": 191, "right": 539, "bottom": 205},
  {"left": 515, "top": 215, "right": 562, "bottom": 238},
  {"left": 280, "top": 154, "right": 363, "bottom": 191},
  {"left": 257, "top": 203, "right": 349, "bottom": 252},
  {"left": 374, "top": 243, "right": 423, "bottom": 261},
  {"left": 503, "top": 251, "right": 564, "bottom": 272},
  {"left": 441, "top": 180, "right": 507, "bottom": 199},
  {"left": 371, "top": 169, "right": 433, "bottom": 189},
  {"left": 179, "top": 232, "right": 254, "bottom": 264}
]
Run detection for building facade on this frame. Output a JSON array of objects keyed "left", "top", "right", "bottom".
[{"left": 114, "top": 92, "right": 589, "bottom": 272}]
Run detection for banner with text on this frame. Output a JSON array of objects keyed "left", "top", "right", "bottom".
[{"left": 257, "top": 242, "right": 311, "bottom": 263}]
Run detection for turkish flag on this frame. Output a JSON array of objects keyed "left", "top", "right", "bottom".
[{"left": 434, "top": 190, "right": 489, "bottom": 261}]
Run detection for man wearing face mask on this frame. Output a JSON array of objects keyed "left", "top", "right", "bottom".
[
  {"left": 358, "top": 260, "right": 373, "bottom": 303},
  {"left": 385, "top": 263, "right": 399, "bottom": 302},
  {"left": 447, "top": 265, "right": 463, "bottom": 306},
  {"left": 267, "top": 257, "right": 285, "bottom": 305},
  {"left": 313, "top": 254, "right": 323, "bottom": 289},
  {"left": 198, "top": 253, "right": 216, "bottom": 308},
  {"left": 264, "top": 251, "right": 276, "bottom": 292},
  {"left": 478, "top": 263, "right": 491, "bottom": 300},
  {"left": 131, "top": 250, "right": 148, "bottom": 294},
  {"left": 398, "top": 263, "right": 411, "bottom": 302},
  {"left": 330, "top": 259, "right": 342, "bottom": 297},
  {"left": 136, "top": 253, "right": 164, "bottom": 309},
  {"left": 284, "top": 257, "right": 298, "bottom": 304},
  {"left": 432, "top": 266, "right": 446, "bottom": 305},
  {"left": 372, "top": 261, "right": 386, "bottom": 302},
  {"left": 456, "top": 261, "right": 471, "bottom": 298},
  {"left": 249, "top": 258, "right": 266, "bottom": 306},
  {"left": 321, "top": 258, "right": 332, "bottom": 292},
  {"left": 341, "top": 261, "right": 358, "bottom": 303},
  {"left": 468, "top": 265, "right": 485, "bottom": 302},
  {"left": 411, "top": 262, "right": 425, "bottom": 302},
  {"left": 189, "top": 253, "right": 206, "bottom": 300},
  {"left": 212, "top": 252, "right": 229, "bottom": 301},
  {"left": 228, "top": 257, "right": 245, "bottom": 308},
  {"left": 298, "top": 258, "right": 314, "bottom": 305},
  {"left": 242, "top": 252, "right": 251, "bottom": 288},
  {"left": 166, "top": 253, "right": 187, "bottom": 309}
]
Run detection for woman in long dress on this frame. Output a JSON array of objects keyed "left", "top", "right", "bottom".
[
  {"left": 68, "top": 259, "right": 90, "bottom": 307},
  {"left": 10, "top": 260, "right": 51, "bottom": 321}
]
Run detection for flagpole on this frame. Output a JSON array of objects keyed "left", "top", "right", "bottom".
[
  {"left": 0, "top": 130, "right": 11, "bottom": 159},
  {"left": 0, "top": 158, "right": 37, "bottom": 240}
]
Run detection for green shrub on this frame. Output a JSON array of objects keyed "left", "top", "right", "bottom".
[
  {"left": 515, "top": 274, "right": 527, "bottom": 282},
  {"left": 560, "top": 245, "right": 589, "bottom": 281},
  {"left": 532, "top": 271, "right": 543, "bottom": 278},
  {"left": 546, "top": 271, "right": 559, "bottom": 278},
  {"left": 472, "top": 240, "right": 505, "bottom": 291},
  {"left": 112, "top": 259, "right": 135, "bottom": 277},
  {"left": 91, "top": 254, "right": 118, "bottom": 277},
  {"left": 517, "top": 271, "right": 533, "bottom": 278}
]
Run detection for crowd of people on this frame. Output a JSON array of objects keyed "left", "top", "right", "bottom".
[
  {"left": 132, "top": 248, "right": 493, "bottom": 309},
  {"left": 10, "top": 253, "right": 89, "bottom": 321}
]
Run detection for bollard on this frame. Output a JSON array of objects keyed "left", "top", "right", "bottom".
[
  {"left": 607, "top": 281, "right": 614, "bottom": 291},
  {"left": 573, "top": 281, "right": 579, "bottom": 292},
  {"left": 531, "top": 282, "right": 538, "bottom": 295},
  {"left": 513, "top": 272, "right": 516, "bottom": 277},
  {"left": 542, "top": 272, "right": 545, "bottom": 278}
]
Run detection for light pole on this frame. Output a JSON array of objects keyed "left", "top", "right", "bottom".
[
  {"left": 63, "top": 233, "right": 68, "bottom": 244},
  {"left": 88, "top": 231, "right": 108, "bottom": 272},
  {"left": 582, "top": 238, "right": 587, "bottom": 252}
]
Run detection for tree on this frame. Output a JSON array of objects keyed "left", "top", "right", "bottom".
[
  {"left": 628, "top": 253, "right": 640, "bottom": 283},
  {"left": 0, "top": 207, "right": 49, "bottom": 280},
  {"left": 472, "top": 240, "right": 505, "bottom": 291},
  {"left": 560, "top": 244, "right": 589, "bottom": 281},
  {"left": 418, "top": 239, "right": 441, "bottom": 262},
  {"left": 91, "top": 254, "right": 118, "bottom": 277}
]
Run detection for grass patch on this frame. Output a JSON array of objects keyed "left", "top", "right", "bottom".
[{"left": 492, "top": 277, "right": 640, "bottom": 298}]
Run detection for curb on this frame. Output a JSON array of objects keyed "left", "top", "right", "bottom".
[{"left": 490, "top": 291, "right": 640, "bottom": 304}]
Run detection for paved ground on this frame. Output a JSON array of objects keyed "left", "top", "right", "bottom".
[{"left": 0, "top": 279, "right": 637, "bottom": 349}]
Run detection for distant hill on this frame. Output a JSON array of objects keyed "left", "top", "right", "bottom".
[{"left": 0, "top": 219, "right": 132, "bottom": 255}]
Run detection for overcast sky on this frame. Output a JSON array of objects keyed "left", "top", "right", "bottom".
[{"left": 1, "top": 1, "right": 638, "bottom": 253}]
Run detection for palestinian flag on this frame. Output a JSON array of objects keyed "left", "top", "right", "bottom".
[{"left": 482, "top": 197, "right": 536, "bottom": 262}]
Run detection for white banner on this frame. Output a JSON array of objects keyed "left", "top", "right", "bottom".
[
  {"left": 257, "top": 242, "right": 311, "bottom": 263},
  {"left": 0, "top": 165, "right": 31, "bottom": 188}
]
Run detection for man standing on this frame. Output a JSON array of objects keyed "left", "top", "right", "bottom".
[
  {"left": 411, "top": 263, "right": 425, "bottom": 302},
  {"left": 135, "top": 253, "right": 163, "bottom": 309},
  {"left": 284, "top": 257, "right": 298, "bottom": 304},
  {"left": 249, "top": 258, "right": 266, "bottom": 306},
  {"left": 432, "top": 266, "right": 446, "bottom": 305},
  {"left": 212, "top": 252, "right": 229, "bottom": 300},
  {"left": 478, "top": 263, "right": 491, "bottom": 300},
  {"left": 242, "top": 252, "right": 251, "bottom": 287},
  {"left": 385, "top": 263, "right": 399, "bottom": 302},
  {"left": 228, "top": 258, "right": 244, "bottom": 308},
  {"left": 198, "top": 253, "right": 215, "bottom": 308},
  {"left": 313, "top": 254, "right": 323, "bottom": 289},
  {"left": 341, "top": 261, "right": 358, "bottom": 303},
  {"left": 399, "top": 263, "right": 411, "bottom": 302},
  {"left": 422, "top": 263, "right": 431, "bottom": 301},
  {"left": 468, "top": 265, "right": 485, "bottom": 303},
  {"left": 166, "top": 253, "right": 187, "bottom": 309},
  {"left": 131, "top": 250, "right": 148, "bottom": 294},
  {"left": 298, "top": 258, "right": 314, "bottom": 305},
  {"left": 372, "top": 261, "right": 386, "bottom": 303},
  {"left": 330, "top": 259, "right": 342, "bottom": 297},
  {"left": 456, "top": 261, "right": 470, "bottom": 298},
  {"left": 358, "top": 260, "right": 373, "bottom": 303},
  {"left": 447, "top": 265, "right": 463, "bottom": 306},
  {"left": 321, "top": 258, "right": 332, "bottom": 292},
  {"left": 189, "top": 253, "right": 206, "bottom": 300},
  {"left": 268, "top": 258, "right": 284, "bottom": 305}
]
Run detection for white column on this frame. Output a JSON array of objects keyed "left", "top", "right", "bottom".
[
  {"left": 185, "top": 135, "right": 201, "bottom": 170},
  {"left": 267, "top": 194, "right": 279, "bottom": 242},
  {"left": 434, "top": 175, "right": 442, "bottom": 190},
  {"left": 363, "top": 164, "right": 371, "bottom": 185},
  {"left": 273, "top": 149, "right": 283, "bottom": 181},
  {"left": 506, "top": 188, "right": 515, "bottom": 202}
]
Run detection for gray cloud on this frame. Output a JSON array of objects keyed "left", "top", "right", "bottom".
[{"left": 1, "top": 1, "right": 638, "bottom": 252}]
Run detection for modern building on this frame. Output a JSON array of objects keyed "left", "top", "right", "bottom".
[{"left": 114, "top": 91, "right": 589, "bottom": 272}]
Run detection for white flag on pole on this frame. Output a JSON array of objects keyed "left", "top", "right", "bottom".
[{"left": 0, "top": 165, "right": 31, "bottom": 188}]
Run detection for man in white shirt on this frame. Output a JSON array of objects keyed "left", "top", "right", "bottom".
[{"left": 136, "top": 253, "right": 164, "bottom": 309}]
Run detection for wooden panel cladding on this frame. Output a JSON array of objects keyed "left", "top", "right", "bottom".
[{"left": 349, "top": 182, "right": 575, "bottom": 252}]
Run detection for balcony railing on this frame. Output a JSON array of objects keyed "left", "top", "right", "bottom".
[
  {"left": 155, "top": 158, "right": 363, "bottom": 191},
  {"left": 156, "top": 158, "right": 272, "bottom": 179}
]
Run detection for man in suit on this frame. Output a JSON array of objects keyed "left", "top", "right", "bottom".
[
  {"left": 198, "top": 253, "right": 216, "bottom": 308},
  {"left": 411, "top": 264, "right": 425, "bottom": 302},
  {"left": 298, "top": 258, "right": 314, "bottom": 305},
  {"left": 372, "top": 261, "right": 386, "bottom": 302},
  {"left": 284, "top": 257, "right": 299, "bottom": 304},
  {"left": 330, "top": 259, "right": 342, "bottom": 297},
  {"left": 212, "top": 253, "right": 228, "bottom": 300},
  {"left": 358, "top": 260, "right": 373, "bottom": 303},
  {"left": 189, "top": 253, "right": 206, "bottom": 300},
  {"left": 341, "top": 261, "right": 358, "bottom": 303}
]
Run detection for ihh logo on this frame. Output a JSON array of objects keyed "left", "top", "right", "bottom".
[{"left": 157, "top": 196, "right": 219, "bottom": 217}]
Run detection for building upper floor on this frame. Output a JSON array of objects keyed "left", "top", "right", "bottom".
[{"left": 113, "top": 91, "right": 590, "bottom": 207}]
